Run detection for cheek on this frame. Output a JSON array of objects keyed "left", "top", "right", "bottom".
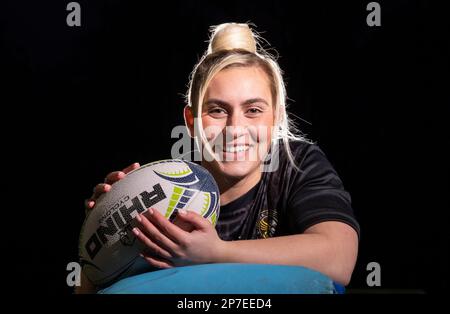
[
  {"left": 264, "top": 115, "right": 274, "bottom": 139},
  {"left": 253, "top": 113, "right": 274, "bottom": 143},
  {"left": 201, "top": 116, "right": 225, "bottom": 142}
]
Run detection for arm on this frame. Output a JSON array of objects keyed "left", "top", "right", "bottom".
[
  {"left": 133, "top": 209, "right": 358, "bottom": 286},
  {"left": 216, "top": 221, "right": 358, "bottom": 285}
]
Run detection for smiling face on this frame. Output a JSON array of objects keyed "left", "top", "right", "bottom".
[{"left": 198, "top": 66, "right": 274, "bottom": 184}]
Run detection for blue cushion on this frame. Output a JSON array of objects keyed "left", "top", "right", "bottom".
[{"left": 98, "top": 263, "right": 341, "bottom": 294}]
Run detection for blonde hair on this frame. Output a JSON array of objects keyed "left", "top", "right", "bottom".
[{"left": 186, "top": 22, "right": 309, "bottom": 168}]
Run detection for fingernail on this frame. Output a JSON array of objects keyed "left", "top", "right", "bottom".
[
  {"left": 178, "top": 209, "right": 187, "bottom": 215},
  {"left": 136, "top": 214, "right": 142, "bottom": 222},
  {"left": 148, "top": 208, "right": 154, "bottom": 215},
  {"left": 132, "top": 228, "right": 139, "bottom": 236}
]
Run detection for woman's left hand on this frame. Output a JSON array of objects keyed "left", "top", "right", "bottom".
[{"left": 132, "top": 208, "right": 225, "bottom": 268}]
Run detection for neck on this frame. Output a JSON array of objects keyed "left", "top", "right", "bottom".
[{"left": 203, "top": 163, "right": 262, "bottom": 206}]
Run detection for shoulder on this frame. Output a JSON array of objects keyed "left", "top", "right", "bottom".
[
  {"left": 272, "top": 140, "right": 359, "bottom": 237},
  {"left": 270, "top": 139, "right": 346, "bottom": 194},
  {"left": 278, "top": 140, "right": 332, "bottom": 172},
  {"left": 264, "top": 140, "right": 343, "bottom": 200}
]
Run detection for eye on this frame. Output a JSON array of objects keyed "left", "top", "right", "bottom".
[
  {"left": 246, "top": 107, "right": 263, "bottom": 116},
  {"left": 208, "top": 107, "right": 228, "bottom": 118}
]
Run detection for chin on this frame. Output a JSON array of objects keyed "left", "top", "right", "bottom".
[{"left": 216, "top": 160, "right": 260, "bottom": 180}]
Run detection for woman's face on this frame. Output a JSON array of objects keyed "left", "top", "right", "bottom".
[{"left": 200, "top": 66, "right": 274, "bottom": 181}]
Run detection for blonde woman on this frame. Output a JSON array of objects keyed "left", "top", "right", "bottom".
[{"left": 81, "top": 23, "right": 359, "bottom": 292}]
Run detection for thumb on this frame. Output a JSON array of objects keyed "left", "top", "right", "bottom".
[{"left": 176, "top": 209, "right": 210, "bottom": 231}]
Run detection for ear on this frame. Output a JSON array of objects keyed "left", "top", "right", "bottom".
[{"left": 183, "top": 105, "right": 195, "bottom": 138}]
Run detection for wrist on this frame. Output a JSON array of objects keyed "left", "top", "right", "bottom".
[{"left": 211, "top": 238, "right": 232, "bottom": 263}]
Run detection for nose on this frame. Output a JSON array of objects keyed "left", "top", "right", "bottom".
[{"left": 225, "top": 111, "right": 247, "bottom": 140}]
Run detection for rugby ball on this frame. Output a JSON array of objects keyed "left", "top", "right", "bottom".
[{"left": 79, "top": 159, "right": 220, "bottom": 287}]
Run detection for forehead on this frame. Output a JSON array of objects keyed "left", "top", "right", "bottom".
[{"left": 204, "top": 66, "right": 272, "bottom": 103}]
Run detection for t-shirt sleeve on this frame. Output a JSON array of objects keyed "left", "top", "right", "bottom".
[{"left": 286, "top": 144, "right": 360, "bottom": 238}]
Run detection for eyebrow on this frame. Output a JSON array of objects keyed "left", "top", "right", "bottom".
[{"left": 204, "top": 98, "right": 270, "bottom": 107}]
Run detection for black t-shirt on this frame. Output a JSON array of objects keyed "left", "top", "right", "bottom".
[{"left": 216, "top": 140, "right": 360, "bottom": 241}]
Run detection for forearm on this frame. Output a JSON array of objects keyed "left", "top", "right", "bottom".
[
  {"left": 131, "top": 210, "right": 358, "bottom": 285},
  {"left": 216, "top": 231, "right": 356, "bottom": 285}
]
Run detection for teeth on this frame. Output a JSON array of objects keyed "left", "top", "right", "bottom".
[{"left": 224, "top": 145, "right": 250, "bottom": 153}]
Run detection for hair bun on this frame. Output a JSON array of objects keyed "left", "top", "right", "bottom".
[{"left": 208, "top": 23, "right": 257, "bottom": 54}]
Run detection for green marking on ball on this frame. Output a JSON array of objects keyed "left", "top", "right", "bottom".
[
  {"left": 201, "top": 192, "right": 211, "bottom": 216},
  {"left": 165, "top": 186, "right": 186, "bottom": 218},
  {"left": 158, "top": 167, "right": 192, "bottom": 177},
  {"left": 211, "top": 212, "right": 217, "bottom": 225}
]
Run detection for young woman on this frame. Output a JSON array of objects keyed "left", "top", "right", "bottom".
[{"left": 79, "top": 23, "right": 359, "bottom": 293}]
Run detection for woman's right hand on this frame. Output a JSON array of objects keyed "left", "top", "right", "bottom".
[{"left": 84, "top": 162, "right": 140, "bottom": 213}]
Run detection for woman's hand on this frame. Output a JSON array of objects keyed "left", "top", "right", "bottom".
[
  {"left": 84, "top": 162, "right": 140, "bottom": 213},
  {"left": 132, "top": 208, "right": 225, "bottom": 268}
]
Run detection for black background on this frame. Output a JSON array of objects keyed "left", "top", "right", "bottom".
[{"left": 1, "top": 0, "right": 448, "bottom": 295}]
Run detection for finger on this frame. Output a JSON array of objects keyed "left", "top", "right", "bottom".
[
  {"left": 104, "top": 171, "right": 125, "bottom": 185},
  {"left": 91, "top": 183, "right": 111, "bottom": 200},
  {"left": 139, "top": 252, "right": 173, "bottom": 269},
  {"left": 132, "top": 227, "right": 173, "bottom": 260},
  {"left": 144, "top": 209, "right": 188, "bottom": 244},
  {"left": 84, "top": 199, "right": 95, "bottom": 210},
  {"left": 173, "top": 216, "right": 195, "bottom": 232},
  {"left": 137, "top": 212, "right": 179, "bottom": 252},
  {"left": 122, "top": 162, "right": 140, "bottom": 174},
  {"left": 176, "top": 209, "right": 211, "bottom": 231}
]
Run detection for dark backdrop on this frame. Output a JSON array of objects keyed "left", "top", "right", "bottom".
[{"left": 1, "top": 0, "right": 448, "bottom": 294}]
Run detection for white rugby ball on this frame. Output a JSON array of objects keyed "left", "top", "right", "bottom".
[{"left": 79, "top": 159, "right": 220, "bottom": 287}]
